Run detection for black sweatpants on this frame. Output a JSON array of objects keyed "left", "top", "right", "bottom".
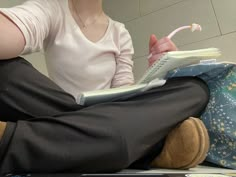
[{"left": 0, "top": 57, "right": 209, "bottom": 175}]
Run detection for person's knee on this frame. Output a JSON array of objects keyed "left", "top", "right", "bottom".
[
  {"left": 0, "top": 57, "right": 34, "bottom": 85},
  {"left": 0, "top": 56, "right": 24, "bottom": 66},
  {"left": 190, "top": 77, "right": 210, "bottom": 110},
  {"left": 0, "top": 57, "right": 29, "bottom": 79}
]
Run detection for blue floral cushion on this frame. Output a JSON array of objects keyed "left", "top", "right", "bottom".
[{"left": 166, "top": 62, "right": 236, "bottom": 169}]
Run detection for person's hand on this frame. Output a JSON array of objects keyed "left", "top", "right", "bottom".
[{"left": 148, "top": 34, "right": 177, "bottom": 67}]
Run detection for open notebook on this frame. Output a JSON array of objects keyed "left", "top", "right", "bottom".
[{"left": 76, "top": 48, "right": 221, "bottom": 106}]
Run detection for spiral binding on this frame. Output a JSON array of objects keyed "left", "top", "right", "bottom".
[{"left": 138, "top": 53, "right": 168, "bottom": 84}]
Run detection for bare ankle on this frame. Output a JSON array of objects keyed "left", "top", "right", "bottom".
[{"left": 0, "top": 121, "right": 7, "bottom": 140}]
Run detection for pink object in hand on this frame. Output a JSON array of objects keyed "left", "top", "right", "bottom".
[
  {"left": 148, "top": 23, "right": 202, "bottom": 59},
  {"left": 167, "top": 23, "right": 202, "bottom": 39}
]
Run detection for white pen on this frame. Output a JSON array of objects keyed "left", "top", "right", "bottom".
[{"left": 148, "top": 23, "right": 202, "bottom": 59}]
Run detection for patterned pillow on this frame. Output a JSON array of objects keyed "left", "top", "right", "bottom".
[{"left": 166, "top": 63, "right": 236, "bottom": 169}]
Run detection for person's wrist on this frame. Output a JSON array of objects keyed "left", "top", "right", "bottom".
[{"left": 0, "top": 121, "right": 7, "bottom": 140}]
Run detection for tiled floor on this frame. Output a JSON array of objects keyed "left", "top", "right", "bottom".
[{"left": 122, "top": 165, "right": 236, "bottom": 174}]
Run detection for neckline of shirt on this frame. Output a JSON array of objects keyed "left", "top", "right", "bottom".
[{"left": 65, "top": 0, "right": 112, "bottom": 45}]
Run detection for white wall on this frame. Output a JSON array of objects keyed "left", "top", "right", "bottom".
[
  {"left": 1, "top": 0, "right": 236, "bottom": 81},
  {"left": 103, "top": 0, "right": 236, "bottom": 81}
]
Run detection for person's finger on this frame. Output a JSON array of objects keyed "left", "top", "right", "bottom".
[
  {"left": 156, "top": 37, "right": 177, "bottom": 53},
  {"left": 149, "top": 34, "right": 158, "bottom": 53},
  {"left": 148, "top": 53, "right": 163, "bottom": 67},
  {"left": 150, "top": 43, "right": 161, "bottom": 54}
]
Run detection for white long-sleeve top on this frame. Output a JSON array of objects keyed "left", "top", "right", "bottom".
[{"left": 0, "top": 0, "right": 134, "bottom": 98}]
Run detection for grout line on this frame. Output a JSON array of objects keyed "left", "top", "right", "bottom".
[
  {"left": 177, "top": 35, "right": 222, "bottom": 47},
  {"left": 141, "top": 0, "right": 186, "bottom": 17},
  {"left": 133, "top": 31, "right": 236, "bottom": 59},
  {"left": 139, "top": 0, "right": 141, "bottom": 17},
  {"left": 179, "top": 30, "right": 236, "bottom": 47},
  {"left": 210, "top": 0, "right": 223, "bottom": 35},
  {"left": 124, "top": 0, "right": 187, "bottom": 23},
  {"left": 219, "top": 30, "right": 236, "bottom": 36}
]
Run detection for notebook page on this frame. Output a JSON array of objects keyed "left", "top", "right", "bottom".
[{"left": 137, "top": 48, "right": 221, "bottom": 84}]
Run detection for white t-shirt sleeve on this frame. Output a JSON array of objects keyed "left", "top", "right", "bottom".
[
  {"left": 0, "top": 0, "right": 58, "bottom": 55},
  {"left": 111, "top": 24, "right": 135, "bottom": 88}
]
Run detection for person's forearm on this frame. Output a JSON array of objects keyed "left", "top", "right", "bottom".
[{"left": 0, "top": 13, "right": 25, "bottom": 59}]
